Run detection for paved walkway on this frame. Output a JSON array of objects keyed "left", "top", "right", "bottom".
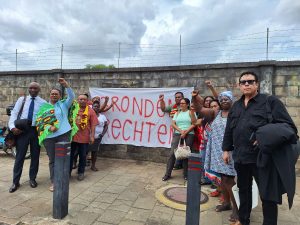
[{"left": 0, "top": 152, "right": 299, "bottom": 225}]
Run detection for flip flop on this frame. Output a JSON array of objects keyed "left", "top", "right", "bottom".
[
  {"left": 228, "top": 213, "right": 239, "bottom": 222},
  {"left": 91, "top": 167, "right": 98, "bottom": 171},
  {"left": 215, "top": 203, "right": 232, "bottom": 212}
]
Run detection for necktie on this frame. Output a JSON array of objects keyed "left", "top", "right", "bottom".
[{"left": 27, "top": 97, "right": 35, "bottom": 121}]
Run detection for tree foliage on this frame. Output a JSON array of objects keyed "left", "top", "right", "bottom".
[{"left": 85, "top": 64, "right": 115, "bottom": 69}]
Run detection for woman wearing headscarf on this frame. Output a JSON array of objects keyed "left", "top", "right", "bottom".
[{"left": 193, "top": 90, "right": 238, "bottom": 223}]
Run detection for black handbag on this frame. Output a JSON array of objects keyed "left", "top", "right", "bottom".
[
  {"left": 14, "top": 119, "right": 32, "bottom": 131},
  {"left": 4, "top": 96, "right": 27, "bottom": 148},
  {"left": 13, "top": 96, "right": 32, "bottom": 131}
]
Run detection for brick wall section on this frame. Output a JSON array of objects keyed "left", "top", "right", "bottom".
[{"left": 1, "top": 61, "right": 299, "bottom": 163}]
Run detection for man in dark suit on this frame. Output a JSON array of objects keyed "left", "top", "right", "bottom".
[{"left": 8, "top": 82, "right": 46, "bottom": 193}]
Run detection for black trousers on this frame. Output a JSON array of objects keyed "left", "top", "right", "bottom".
[
  {"left": 13, "top": 127, "right": 40, "bottom": 184},
  {"left": 70, "top": 142, "right": 89, "bottom": 175},
  {"left": 234, "top": 163, "right": 278, "bottom": 225},
  {"left": 165, "top": 133, "right": 194, "bottom": 178}
]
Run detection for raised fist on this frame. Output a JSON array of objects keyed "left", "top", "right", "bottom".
[
  {"left": 191, "top": 90, "right": 199, "bottom": 97},
  {"left": 205, "top": 80, "right": 213, "bottom": 88},
  {"left": 58, "top": 78, "right": 68, "bottom": 87}
]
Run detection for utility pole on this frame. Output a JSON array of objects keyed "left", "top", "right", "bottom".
[
  {"left": 179, "top": 35, "right": 182, "bottom": 65},
  {"left": 61, "top": 44, "right": 64, "bottom": 69},
  {"left": 266, "top": 28, "right": 269, "bottom": 60},
  {"left": 16, "top": 49, "right": 18, "bottom": 71},
  {"left": 118, "top": 42, "right": 121, "bottom": 68}
]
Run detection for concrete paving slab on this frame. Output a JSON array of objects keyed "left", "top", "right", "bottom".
[
  {"left": 0, "top": 152, "right": 299, "bottom": 225},
  {"left": 125, "top": 208, "right": 152, "bottom": 223},
  {"left": 95, "top": 192, "right": 118, "bottom": 203},
  {"left": 69, "top": 211, "right": 100, "bottom": 225},
  {"left": 0, "top": 205, "right": 31, "bottom": 219},
  {"left": 97, "top": 209, "right": 126, "bottom": 224},
  {"left": 133, "top": 196, "right": 157, "bottom": 210},
  {"left": 119, "top": 220, "right": 145, "bottom": 225},
  {"left": 107, "top": 199, "right": 133, "bottom": 213}
]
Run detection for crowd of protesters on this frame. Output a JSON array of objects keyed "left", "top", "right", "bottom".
[
  {"left": 159, "top": 72, "right": 298, "bottom": 225},
  {"left": 6, "top": 72, "right": 299, "bottom": 225},
  {"left": 7, "top": 78, "right": 111, "bottom": 194}
]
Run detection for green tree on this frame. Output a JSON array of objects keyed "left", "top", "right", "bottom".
[{"left": 85, "top": 64, "right": 115, "bottom": 69}]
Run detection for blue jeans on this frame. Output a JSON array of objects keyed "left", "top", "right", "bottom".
[{"left": 70, "top": 142, "right": 89, "bottom": 174}]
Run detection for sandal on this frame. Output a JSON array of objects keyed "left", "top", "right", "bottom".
[
  {"left": 91, "top": 166, "right": 98, "bottom": 171},
  {"left": 49, "top": 184, "right": 54, "bottom": 192},
  {"left": 228, "top": 213, "right": 239, "bottom": 222},
  {"left": 215, "top": 203, "right": 232, "bottom": 212}
]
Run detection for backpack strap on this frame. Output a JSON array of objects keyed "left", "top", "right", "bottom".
[{"left": 17, "top": 95, "right": 27, "bottom": 120}]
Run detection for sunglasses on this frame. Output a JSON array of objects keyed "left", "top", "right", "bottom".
[{"left": 239, "top": 79, "right": 256, "bottom": 85}]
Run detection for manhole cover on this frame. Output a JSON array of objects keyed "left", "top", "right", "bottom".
[{"left": 163, "top": 186, "right": 208, "bottom": 205}]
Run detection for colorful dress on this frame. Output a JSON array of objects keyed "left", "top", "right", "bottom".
[{"left": 204, "top": 111, "right": 236, "bottom": 185}]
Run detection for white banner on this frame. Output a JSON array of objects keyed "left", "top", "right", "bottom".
[{"left": 89, "top": 87, "right": 193, "bottom": 148}]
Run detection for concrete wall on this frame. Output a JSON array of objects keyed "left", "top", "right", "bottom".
[{"left": 1, "top": 60, "right": 299, "bottom": 162}]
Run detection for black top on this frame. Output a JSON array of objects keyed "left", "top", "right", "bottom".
[{"left": 222, "top": 93, "right": 297, "bottom": 164}]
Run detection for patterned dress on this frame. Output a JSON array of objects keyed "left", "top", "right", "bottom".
[{"left": 204, "top": 111, "right": 236, "bottom": 184}]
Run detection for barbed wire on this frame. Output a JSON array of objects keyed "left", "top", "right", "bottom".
[{"left": 1, "top": 28, "right": 300, "bottom": 71}]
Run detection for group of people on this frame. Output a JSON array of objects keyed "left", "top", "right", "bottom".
[
  {"left": 8, "top": 78, "right": 108, "bottom": 193},
  {"left": 6, "top": 72, "right": 299, "bottom": 225},
  {"left": 159, "top": 72, "right": 298, "bottom": 225}
]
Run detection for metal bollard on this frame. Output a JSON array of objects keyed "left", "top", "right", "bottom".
[
  {"left": 53, "top": 142, "right": 71, "bottom": 219},
  {"left": 186, "top": 153, "right": 202, "bottom": 225}
]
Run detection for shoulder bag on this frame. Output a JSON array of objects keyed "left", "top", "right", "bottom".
[
  {"left": 174, "top": 138, "right": 191, "bottom": 159},
  {"left": 4, "top": 96, "right": 27, "bottom": 148}
]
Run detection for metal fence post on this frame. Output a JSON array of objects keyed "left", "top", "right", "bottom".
[
  {"left": 53, "top": 142, "right": 71, "bottom": 219},
  {"left": 186, "top": 153, "right": 202, "bottom": 225}
]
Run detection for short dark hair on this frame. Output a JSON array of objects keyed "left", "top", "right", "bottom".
[
  {"left": 181, "top": 98, "right": 190, "bottom": 105},
  {"left": 204, "top": 96, "right": 214, "bottom": 102},
  {"left": 239, "top": 71, "right": 259, "bottom": 82},
  {"left": 50, "top": 87, "right": 61, "bottom": 95},
  {"left": 83, "top": 92, "right": 89, "bottom": 98},
  {"left": 78, "top": 93, "right": 88, "bottom": 99},
  {"left": 209, "top": 99, "right": 221, "bottom": 108},
  {"left": 175, "top": 92, "right": 184, "bottom": 97}
]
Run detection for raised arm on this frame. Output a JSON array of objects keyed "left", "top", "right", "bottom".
[
  {"left": 99, "top": 96, "right": 109, "bottom": 112},
  {"left": 159, "top": 94, "right": 167, "bottom": 112},
  {"left": 205, "top": 80, "right": 219, "bottom": 99},
  {"left": 189, "top": 110, "right": 197, "bottom": 125},
  {"left": 58, "top": 78, "right": 74, "bottom": 108},
  {"left": 192, "top": 90, "right": 216, "bottom": 121}
]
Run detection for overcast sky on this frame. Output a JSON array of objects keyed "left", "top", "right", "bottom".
[{"left": 1, "top": 0, "right": 300, "bottom": 70}]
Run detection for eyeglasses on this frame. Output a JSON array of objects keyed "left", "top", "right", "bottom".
[
  {"left": 180, "top": 103, "right": 187, "bottom": 105},
  {"left": 239, "top": 80, "right": 256, "bottom": 85}
]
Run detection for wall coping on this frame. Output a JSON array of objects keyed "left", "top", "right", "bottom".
[{"left": 1, "top": 60, "right": 300, "bottom": 75}]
